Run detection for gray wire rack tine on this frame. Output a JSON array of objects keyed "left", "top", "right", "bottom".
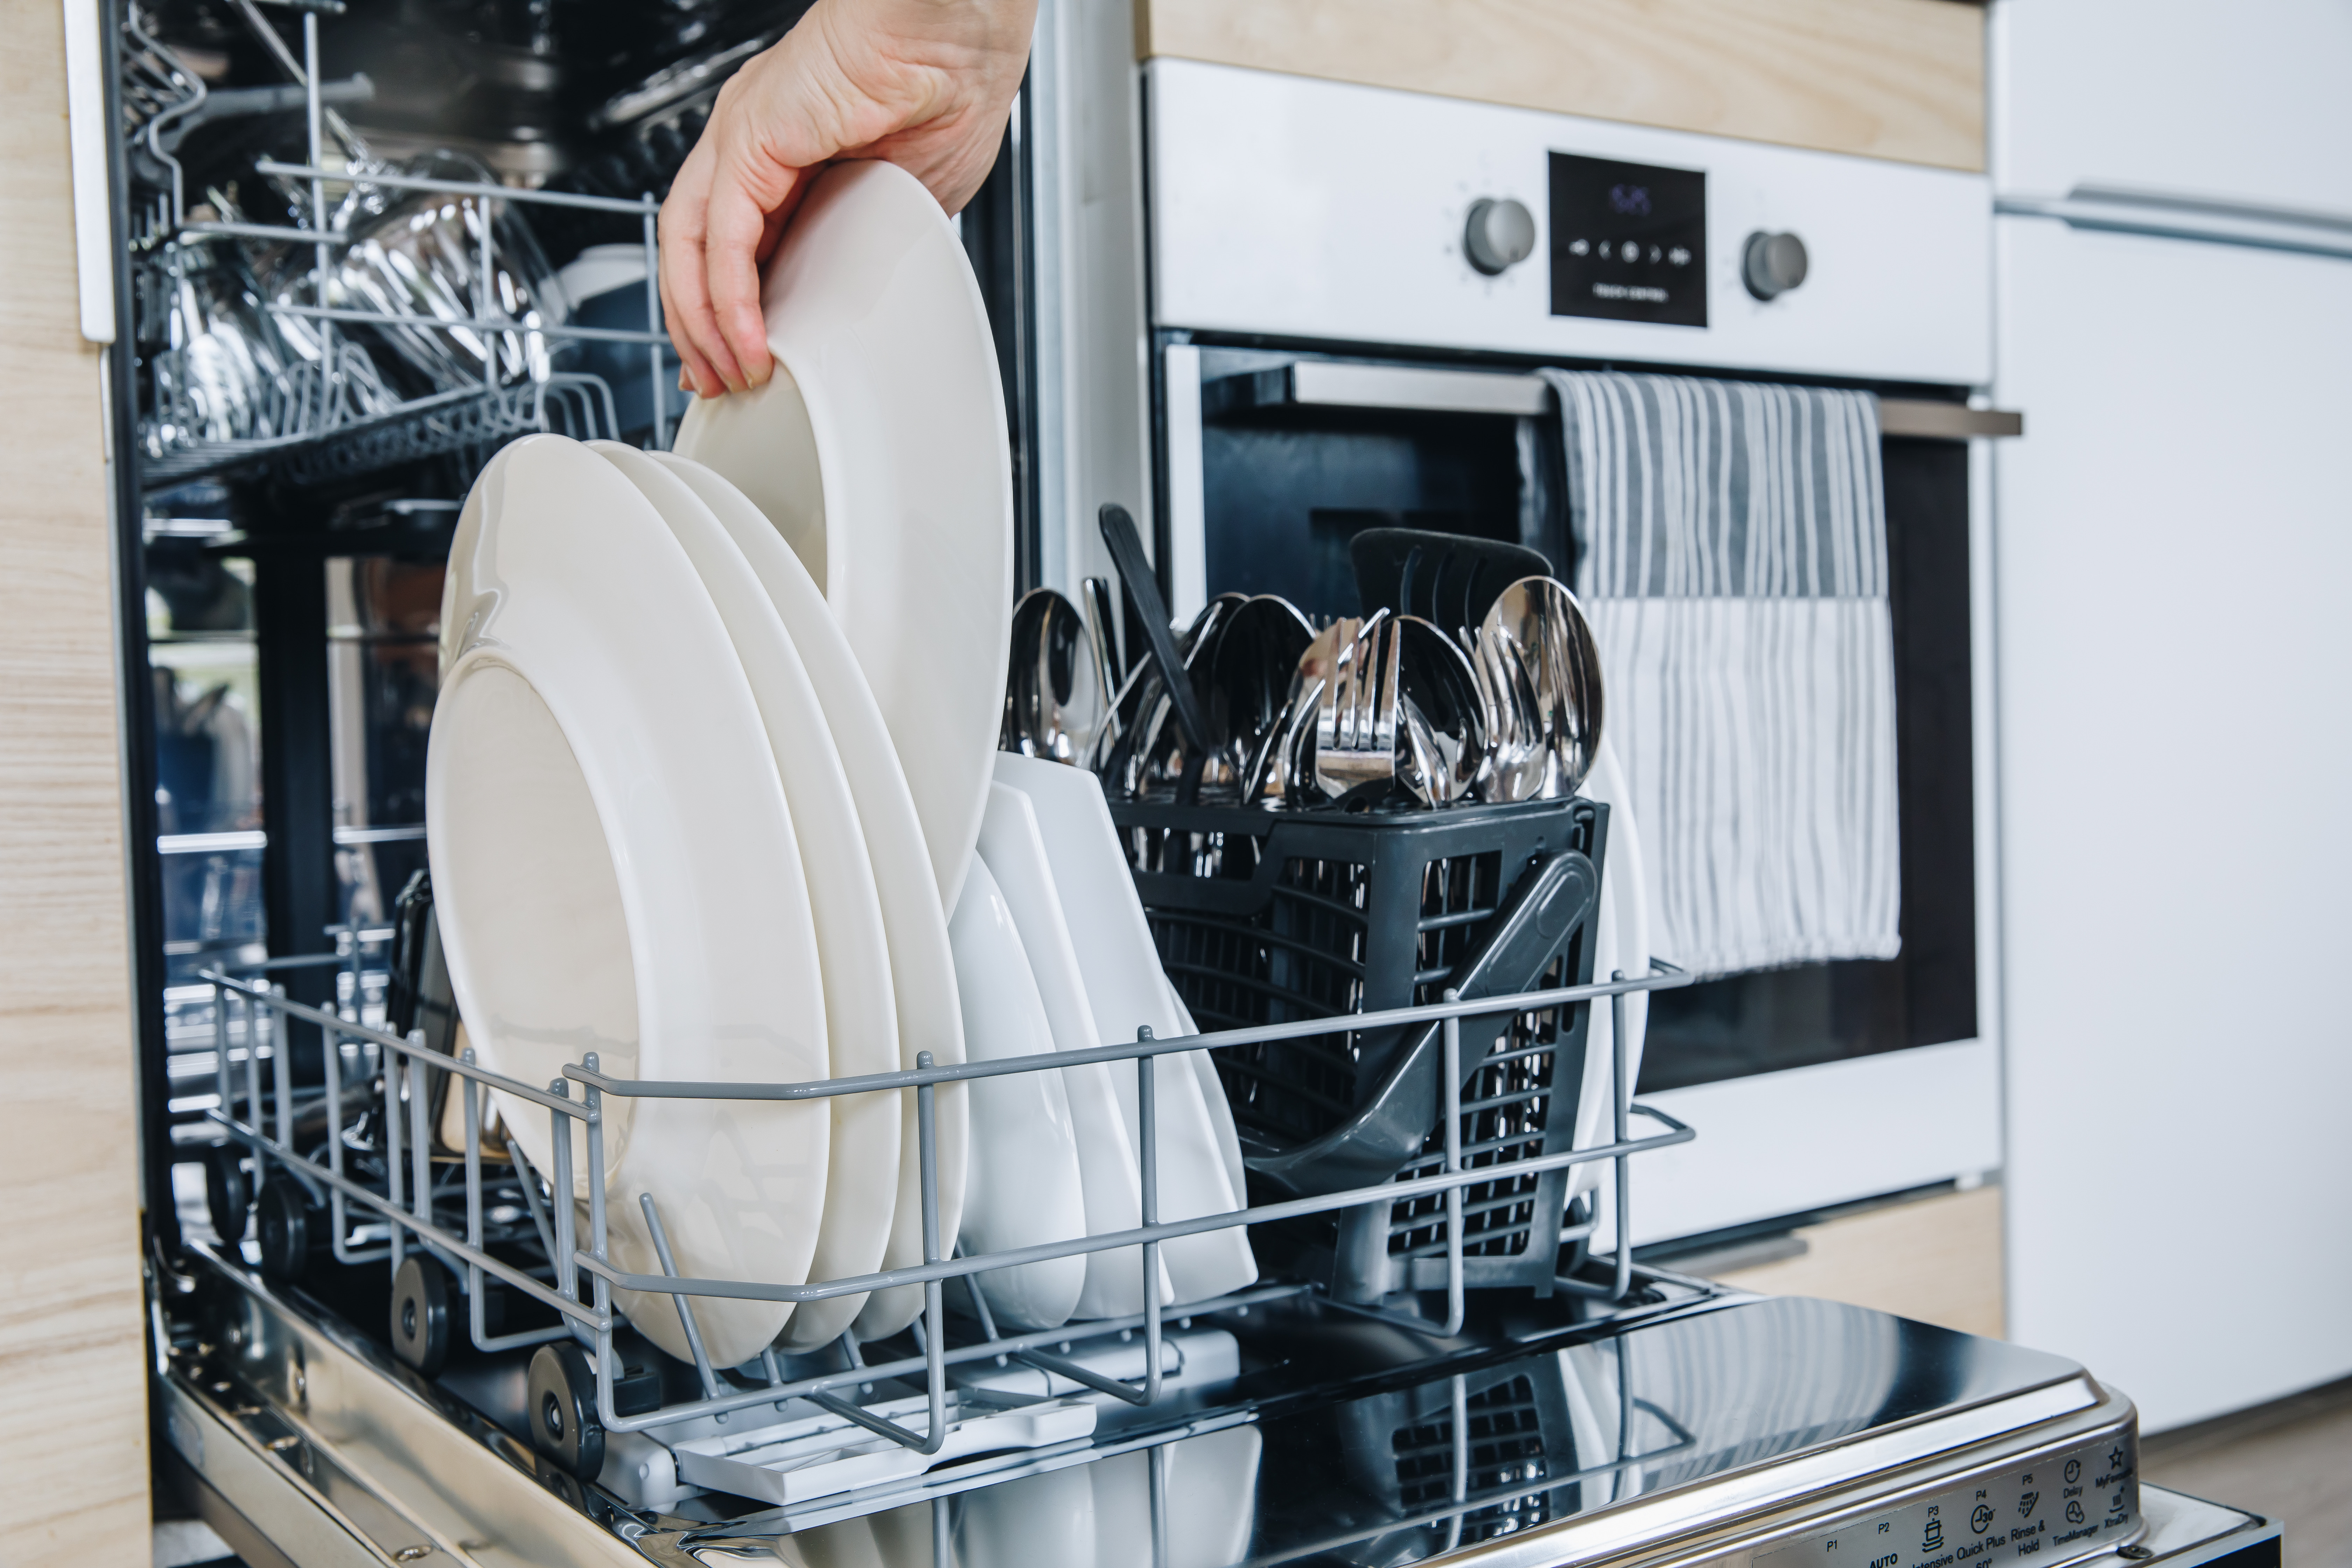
[
  {"left": 384, "top": 1027, "right": 406, "bottom": 1273},
  {"left": 272, "top": 984, "right": 299, "bottom": 1153},
  {"left": 583, "top": 1050, "right": 611, "bottom": 1329},
  {"left": 1149, "top": 1440, "right": 1171, "bottom": 1568},
  {"left": 407, "top": 1030, "right": 432, "bottom": 1240},
  {"left": 1441, "top": 990, "right": 1466, "bottom": 1337},
  {"left": 917, "top": 1051, "right": 948, "bottom": 1446},
  {"left": 931, "top": 1494, "right": 953, "bottom": 1568},
  {"left": 1610, "top": 973, "right": 1631, "bottom": 1303},
  {"left": 641, "top": 192, "right": 666, "bottom": 451},
  {"left": 273, "top": 982, "right": 299, "bottom": 1152},
  {"left": 1614, "top": 1332, "right": 1635, "bottom": 1476},
  {"left": 300, "top": 11, "right": 336, "bottom": 419},
  {"left": 210, "top": 976, "right": 233, "bottom": 1187},
  {"left": 244, "top": 988, "right": 266, "bottom": 1164},
  {"left": 1137, "top": 1028, "right": 1163, "bottom": 1403},
  {"left": 548, "top": 1078, "right": 577, "bottom": 1314},
  {"left": 1441, "top": 1373, "right": 1469, "bottom": 1554},
  {"left": 639, "top": 1192, "right": 725, "bottom": 1404},
  {"left": 463, "top": 1045, "right": 486, "bottom": 1342},
  {"left": 351, "top": 922, "right": 368, "bottom": 1021}
]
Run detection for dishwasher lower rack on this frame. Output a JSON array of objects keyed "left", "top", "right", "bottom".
[{"left": 188, "top": 954, "right": 1695, "bottom": 1519}]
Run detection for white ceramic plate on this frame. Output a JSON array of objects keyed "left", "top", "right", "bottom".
[
  {"left": 1573, "top": 736, "right": 1650, "bottom": 1205},
  {"left": 429, "top": 434, "right": 828, "bottom": 1366},
  {"left": 976, "top": 784, "right": 1172, "bottom": 1318},
  {"left": 993, "top": 755, "right": 1256, "bottom": 1303},
  {"left": 1163, "top": 984, "right": 1248, "bottom": 1212},
  {"left": 948, "top": 859, "right": 1089, "bottom": 1329},
  {"left": 647, "top": 453, "right": 969, "bottom": 1344},
  {"left": 592, "top": 443, "right": 897, "bottom": 1348},
  {"left": 673, "top": 159, "right": 1013, "bottom": 915}
]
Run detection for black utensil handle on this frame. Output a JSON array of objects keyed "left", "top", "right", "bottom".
[{"left": 1098, "top": 502, "right": 1213, "bottom": 769}]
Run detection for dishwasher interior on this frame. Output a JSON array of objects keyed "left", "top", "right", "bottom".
[{"left": 107, "top": 4, "right": 2281, "bottom": 1566}]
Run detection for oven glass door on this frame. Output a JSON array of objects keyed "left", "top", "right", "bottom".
[{"left": 1169, "top": 341, "right": 1978, "bottom": 1098}]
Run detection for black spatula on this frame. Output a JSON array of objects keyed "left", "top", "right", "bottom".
[
  {"left": 1100, "top": 503, "right": 1213, "bottom": 803},
  {"left": 1350, "top": 528, "right": 1554, "bottom": 632}
]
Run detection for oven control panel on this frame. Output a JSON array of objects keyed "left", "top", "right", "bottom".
[
  {"left": 1756, "top": 1434, "right": 2142, "bottom": 1568},
  {"left": 1147, "top": 58, "right": 1992, "bottom": 385},
  {"left": 1547, "top": 152, "right": 1709, "bottom": 327}
]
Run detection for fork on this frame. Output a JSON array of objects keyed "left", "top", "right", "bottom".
[
  {"left": 1464, "top": 623, "right": 1543, "bottom": 802},
  {"left": 1315, "top": 611, "right": 1401, "bottom": 799}
]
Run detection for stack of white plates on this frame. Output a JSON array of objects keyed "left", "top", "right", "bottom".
[{"left": 429, "top": 159, "right": 1253, "bottom": 1367}]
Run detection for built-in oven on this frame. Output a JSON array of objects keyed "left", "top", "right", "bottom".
[{"left": 1129, "top": 58, "right": 2021, "bottom": 1248}]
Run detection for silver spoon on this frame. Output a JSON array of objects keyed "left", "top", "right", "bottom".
[
  {"left": 1122, "top": 593, "right": 1247, "bottom": 797},
  {"left": 1208, "top": 595, "right": 1315, "bottom": 790},
  {"left": 1003, "top": 588, "right": 1107, "bottom": 765},
  {"left": 1477, "top": 576, "right": 1605, "bottom": 800},
  {"left": 1392, "top": 615, "right": 1486, "bottom": 806},
  {"left": 1080, "top": 576, "right": 1124, "bottom": 765},
  {"left": 1244, "top": 615, "right": 1347, "bottom": 806}
]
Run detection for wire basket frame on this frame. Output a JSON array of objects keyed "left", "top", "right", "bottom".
[
  {"left": 122, "top": 10, "right": 675, "bottom": 486},
  {"left": 196, "top": 953, "right": 1693, "bottom": 1497},
  {"left": 1114, "top": 795, "right": 1615, "bottom": 1306}
]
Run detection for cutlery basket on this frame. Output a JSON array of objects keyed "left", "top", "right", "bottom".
[{"left": 1106, "top": 795, "right": 1607, "bottom": 1304}]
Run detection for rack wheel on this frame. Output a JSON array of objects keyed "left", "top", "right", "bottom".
[
  {"left": 254, "top": 1175, "right": 317, "bottom": 1283},
  {"left": 389, "top": 1255, "right": 452, "bottom": 1376},
  {"left": 203, "top": 1144, "right": 251, "bottom": 1244},
  {"left": 527, "top": 1342, "right": 606, "bottom": 1481}
]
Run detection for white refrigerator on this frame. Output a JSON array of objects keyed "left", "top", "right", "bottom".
[{"left": 1991, "top": 0, "right": 2352, "bottom": 1430}]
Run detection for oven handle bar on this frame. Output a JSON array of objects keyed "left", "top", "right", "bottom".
[{"left": 1206, "top": 360, "right": 2022, "bottom": 440}]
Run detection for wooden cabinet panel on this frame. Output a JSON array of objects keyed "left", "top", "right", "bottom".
[
  {"left": 1708, "top": 1184, "right": 2005, "bottom": 1339},
  {"left": 1136, "top": 0, "right": 1986, "bottom": 172},
  {"left": 0, "top": 0, "right": 151, "bottom": 1562}
]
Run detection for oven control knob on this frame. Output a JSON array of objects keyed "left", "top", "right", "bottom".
[
  {"left": 1465, "top": 198, "right": 1537, "bottom": 275},
  {"left": 1743, "top": 230, "right": 1810, "bottom": 300}
]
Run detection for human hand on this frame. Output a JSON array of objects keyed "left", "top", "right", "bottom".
[{"left": 659, "top": 0, "right": 1035, "bottom": 397}]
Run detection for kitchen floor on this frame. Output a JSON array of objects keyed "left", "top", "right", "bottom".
[{"left": 2142, "top": 1376, "right": 2352, "bottom": 1568}]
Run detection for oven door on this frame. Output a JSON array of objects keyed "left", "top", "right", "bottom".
[{"left": 1154, "top": 341, "right": 2004, "bottom": 1245}]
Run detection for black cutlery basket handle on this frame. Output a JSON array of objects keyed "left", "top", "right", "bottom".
[{"left": 1106, "top": 794, "right": 1609, "bottom": 1303}]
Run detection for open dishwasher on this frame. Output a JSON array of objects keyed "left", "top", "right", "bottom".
[{"left": 99, "top": 2, "right": 2279, "bottom": 1566}]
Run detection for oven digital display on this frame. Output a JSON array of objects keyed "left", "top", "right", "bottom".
[{"left": 1548, "top": 152, "right": 1708, "bottom": 327}]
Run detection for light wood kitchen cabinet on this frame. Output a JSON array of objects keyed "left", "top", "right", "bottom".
[
  {"left": 1708, "top": 1185, "right": 2007, "bottom": 1340},
  {"left": 0, "top": 0, "right": 153, "bottom": 1562},
  {"left": 1135, "top": 0, "right": 1987, "bottom": 172}
]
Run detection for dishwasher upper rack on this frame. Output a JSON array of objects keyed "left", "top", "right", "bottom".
[
  {"left": 121, "top": 5, "right": 673, "bottom": 487},
  {"left": 196, "top": 955, "right": 1694, "bottom": 1503}
]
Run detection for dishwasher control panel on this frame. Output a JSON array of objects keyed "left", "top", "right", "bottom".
[{"left": 1757, "top": 1435, "right": 2141, "bottom": 1568}]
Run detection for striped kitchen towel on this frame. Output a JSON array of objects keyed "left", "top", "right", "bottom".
[{"left": 1540, "top": 370, "right": 1900, "bottom": 977}]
